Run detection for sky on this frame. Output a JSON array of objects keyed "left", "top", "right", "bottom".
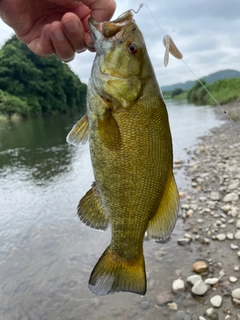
[{"left": 0, "top": 0, "right": 240, "bottom": 86}]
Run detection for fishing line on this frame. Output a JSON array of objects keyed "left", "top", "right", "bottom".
[{"left": 135, "top": 3, "right": 239, "bottom": 129}]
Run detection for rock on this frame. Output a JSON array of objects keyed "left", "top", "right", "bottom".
[
  {"left": 221, "top": 205, "right": 231, "bottom": 213},
  {"left": 172, "top": 279, "right": 186, "bottom": 294},
  {"left": 229, "top": 276, "right": 238, "bottom": 283},
  {"left": 210, "top": 192, "right": 220, "bottom": 201},
  {"left": 192, "top": 280, "right": 209, "bottom": 296},
  {"left": 141, "top": 301, "right": 149, "bottom": 310},
  {"left": 227, "top": 180, "right": 239, "bottom": 191},
  {"left": 216, "top": 234, "right": 226, "bottom": 241},
  {"left": 210, "top": 295, "right": 222, "bottom": 308},
  {"left": 187, "top": 275, "right": 202, "bottom": 286},
  {"left": 227, "top": 233, "right": 234, "bottom": 240},
  {"left": 167, "top": 302, "right": 178, "bottom": 311},
  {"left": 232, "top": 288, "right": 240, "bottom": 299},
  {"left": 184, "top": 233, "right": 192, "bottom": 240},
  {"left": 219, "top": 270, "right": 225, "bottom": 278},
  {"left": 237, "top": 220, "right": 240, "bottom": 228},
  {"left": 181, "top": 204, "right": 190, "bottom": 210},
  {"left": 199, "top": 317, "right": 207, "bottom": 320},
  {"left": 193, "top": 261, "right": 208, "bottom": 274},
  {"left": 230, "top": 244, "right": 239, "bottom": 250},
  {"left": 233, "top": 298, "right": 240, "bottom": 305},
  {"left": 178, "top": 238, "right": 191, "bottom": 246},
  {"left": 205, "top": 278, "right": 219, "bottom": 285},
  {"left": 235, "top": 231, "right": 240, "bottom": 240},
  {"left": 234, "top": 266, "right": 240, "bottom": 271},
  {"left": 223, "top": 192, "right": 239, "bottom": 203},
  {"left": 237, "top": 252, "right": 240, "bottom": 258},
  {"left": 205, "top": 307, "right": 214, "bottom": 316},
  {"left": 179, "top": 191, "right": 186, "bottom": 199},
  {"left": 156, "top": 293, "right": 172, "bottom": 306}
]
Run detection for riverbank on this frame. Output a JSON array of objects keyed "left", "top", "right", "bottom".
[{"left": 169, "top": 103, "right": 240, "bottom": 319}]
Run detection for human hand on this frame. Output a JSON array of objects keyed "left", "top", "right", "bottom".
[{"left": 0, "top": 0, "right": 116, "bottom": 61}]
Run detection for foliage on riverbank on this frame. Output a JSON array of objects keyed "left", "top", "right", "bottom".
[
  {"left": 187, "top": 78, "right": 240, "bottom": 106},
  {"left": 0, "top": 36, "right": 87, "bottom": 118}
]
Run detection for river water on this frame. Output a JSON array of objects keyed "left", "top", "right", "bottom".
[{"left": 0, "top": 100, "right": 223, "bottom": 320}]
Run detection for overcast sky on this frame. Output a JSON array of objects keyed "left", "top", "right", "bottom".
[{"left": 0, "top": 0, "right": 240, "bottom": 86}]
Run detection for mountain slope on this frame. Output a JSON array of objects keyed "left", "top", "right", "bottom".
[{"left": 162, "top": 69, "right": 240, "bottom": 91}]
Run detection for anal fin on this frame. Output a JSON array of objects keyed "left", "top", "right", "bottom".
[
  {"left": 78, "top": 182, "right": 109, "bottom": 231},
  {"left": 66, "top": 114, "right": 89, "bottom": 146},
  {"left": 147, "top": 172, "right": 179, "bottom": 242}
]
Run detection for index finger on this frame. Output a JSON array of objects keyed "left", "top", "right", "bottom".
[{"left": 81, "top": 0, "right": 116, "bottom": 22}]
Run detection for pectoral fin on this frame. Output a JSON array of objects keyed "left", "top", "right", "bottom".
[
  {"left": 78, "top": 182, "right": 109, "bottom": 231},
  {"left": 147, "top": 173, "right": 179, "bottom": 242},
  {"left": 66, "top": 114, "right": 89, "bottom": 145},
  {"left": 97, "top": 108, "right": 122, "bottom": 150}
]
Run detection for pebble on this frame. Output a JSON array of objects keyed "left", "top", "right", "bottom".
[
  {"left": 172, "top": 279, "right": 186, "bottom": 294},
  {"left": 237, "top": 252, "right": 240, "bottom": 258},
  {"left": 192, "top": 261, "right": 208, "bottom": 274},
  {"left": 230, "top": 244, "right": 239, "bottom": 250},
  {"left": 187, "top": 275, "right": 202, "bottom": 286},
  {"left": 227, "top": 233, "right": 234, "bottom": 240},
  {"left": 227, "top": 180, "right": 239, "bottom": 190},
  {"left": 199, "top": 317, "right": 207, "bottom": 320},
  {"left": 177, "top": 238, "right": 191, "bottom": 246},
  {"left": 233, "top": 298, "right": 240, "bottom": 305},
  {"left": 223, "top": 192, "right": 239, "bottom": 203},
  {"left": 210, "top": 192, "right": 220, "bottom": 201},
  {"left": 221, "top": 205, "right": 231, "bottom": 213},
  {"left": 205, "top": 278, "right": 219, "bottom": 285},
  {"left": 234, "top": 266, "right": 240, "bottom": 271},
  {"left": 235, "top": 231, "right": 240, "bottom": 240},
  {"left": 229, "top": 276, "right": 238, "bottom": 283},
  {"left": 232, "top": 288, "right": 240, "bottom": 299},
  {"left": 156, "top": 293, "right": 172, "bottom": 306},
  {"left": 184, "top": 233, "right": 192, "bottom": 240},
  {"left": 237, "top": 220, "right": 240, "bottom": 228},
  {"left": 140, "top": 301, "right": 149, "bottom": 310},
  {"left": 205, "top": 307, "right": 214, "bottom": 316},
  {"left": 216, "top": 233, "right": 226, "bottom": 241},
  {"left": 191, "top": 280, "right": 209, "bottom": 296},
  {"left": 210, "top": 295, "right": 222, "bottom": 308},
  {"left": 167, "top": 302, "right": 178, "bottom": 311}
]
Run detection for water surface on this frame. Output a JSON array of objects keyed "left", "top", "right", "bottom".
[{"left": 0, "top": 101, "right": 223, "bottom": 320}]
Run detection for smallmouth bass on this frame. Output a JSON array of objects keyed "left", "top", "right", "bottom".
[{"left": 67, "top": 10, "right": 179, "bottom": 296}]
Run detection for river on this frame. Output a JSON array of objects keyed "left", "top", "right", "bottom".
[{"left": 0, "top": 100, "right": 223, "bottom": 320}]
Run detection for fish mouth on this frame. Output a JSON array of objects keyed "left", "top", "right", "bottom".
[{"left": 88, "top": 11, "right": 134, "bottom": 53}]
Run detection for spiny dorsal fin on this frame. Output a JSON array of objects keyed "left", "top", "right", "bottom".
[{"left": 66, "top": 114, "right": 89, "bottom": 146}]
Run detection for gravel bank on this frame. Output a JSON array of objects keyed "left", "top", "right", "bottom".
[{"left": 171, "top": 106, "right": 240, "bottom": 319}]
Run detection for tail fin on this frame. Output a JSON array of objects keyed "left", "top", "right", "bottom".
[{"left": 88, "top": 246, "right": 146, "bottom": 296}]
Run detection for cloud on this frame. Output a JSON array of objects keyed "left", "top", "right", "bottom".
[{"left": 0, "top": 0, "right": 240, "bottom": 86}]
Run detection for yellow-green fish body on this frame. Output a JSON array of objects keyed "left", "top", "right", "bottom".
[{"left": 67, "top": 11, "right": 179, "bottom": 296}]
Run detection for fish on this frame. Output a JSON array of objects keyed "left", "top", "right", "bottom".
[{"left": 66, "top": 10, "right": 179, "bottom": 296}]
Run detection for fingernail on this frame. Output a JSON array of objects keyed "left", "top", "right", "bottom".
[
  {"left": 52, "top": 28, "right": 65, "bottom": 41},
  {"left": 64, "top": 19, "right": 78, "bottom": 33}
]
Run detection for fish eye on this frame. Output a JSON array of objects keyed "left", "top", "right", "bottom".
[{"left": 128, "top": 42, "right": 138, "bottom": 54}]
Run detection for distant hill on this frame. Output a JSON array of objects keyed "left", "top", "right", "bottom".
[{"left": 162, "top": 69, "right": 240, "bottom": 91}]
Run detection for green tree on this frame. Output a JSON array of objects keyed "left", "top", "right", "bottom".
[{"left": 0, "top": 35, "right": 87, "bottom": 117}]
